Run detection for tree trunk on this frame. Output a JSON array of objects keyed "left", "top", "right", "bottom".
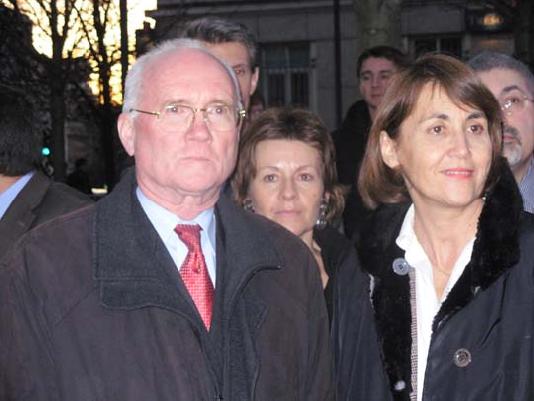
[
  {"left": 93, "top": 0, "right": 116, "bottom": 187},
  {"left": 49, "top": 0, "right": 67, "bottom": 181},
  {"left": 120, "top": 0, "right": 128, "bottom": 100}
]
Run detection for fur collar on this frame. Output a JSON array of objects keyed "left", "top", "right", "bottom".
[{"left": 359, "top": 158, "right": 522, "bottom": 400}]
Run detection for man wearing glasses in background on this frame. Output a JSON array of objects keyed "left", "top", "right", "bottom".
[
  {"left": 469, "top": 51, "right": 534, "bottom": 213},
  {"left": 0, "top": 39, "right": 332, "bottom": 401}
]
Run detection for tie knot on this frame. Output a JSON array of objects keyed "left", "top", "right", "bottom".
[{"left": 175, "top": 224, "right": 202, "bottom": 251}]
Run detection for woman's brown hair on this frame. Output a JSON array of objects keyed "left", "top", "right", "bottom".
[
  {"left": 232, "top": 107, "right": 345, "bottom": 222},
  {"left": 358, "top": 53, "right": 503, "bottom": 209}
]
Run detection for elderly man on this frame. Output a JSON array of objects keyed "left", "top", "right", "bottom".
[
  {"left": 0, "top": 40, "right": 332, "bottom": 401},
  {"left": 469, "top": 51, "right": 534, "bottom": 213},
  {"left": 180, "top": 16, "right": 259, "bottom": 109},
  {"left": 0, "top": 89, "right": 90, "bottom": 261}
]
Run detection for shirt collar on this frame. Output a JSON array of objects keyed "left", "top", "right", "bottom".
[
  {"left": 0, "top": 171, "right": 34, "bottom": 219},
  {"left": 518, "top": 157, "right": 534, "bottom": 213},
  {"left": 135, "top": 187, "right": 216, "bottom": 251},
  {"left": 396, "top": 203, "right": 416, "bottom": 252}
]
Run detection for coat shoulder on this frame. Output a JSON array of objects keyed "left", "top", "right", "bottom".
[
  {"left": 36, "top": 179, "right": 92, "bottom": 222},
  {"left": 1, "top": 206, "right": 97, "bottom": 326}
]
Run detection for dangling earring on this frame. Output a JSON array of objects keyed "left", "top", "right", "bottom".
[
  {"left": 243, "top": 198, "right": 255, "bottom": 213},
  {"left": 315, "top": 198, "right": 328, "bottom": 230}
]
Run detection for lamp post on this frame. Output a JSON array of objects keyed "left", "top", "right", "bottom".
[{"left": 333, "top": 0, "right": 342, "bottom": 126}]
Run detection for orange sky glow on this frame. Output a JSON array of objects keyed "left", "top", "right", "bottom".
[{"left": 16, "top": 0, "right": 157, "bottom": 103}]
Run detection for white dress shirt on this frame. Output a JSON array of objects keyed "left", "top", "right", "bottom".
[
  {"left": 396, "top": 205, "right": 474, "bottom": 401},
  {"left": 136, "top": 187, "right": 217, "bottom": 286},
  {"left": 0, "top": 172, "right": 34, "bottom": 219},
  {"left": 518, "top": 157, "right": 534, "bottom": 214}
]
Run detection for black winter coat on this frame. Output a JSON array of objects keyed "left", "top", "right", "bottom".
[
  {"left": 355, "top": 160, "right": 534, "bottom": 401},
  {"left": 332, "top": 100, "right": 374, "bottom": 238},
  {"left": 314, "top": 225, "right": 357, "bottom": 320},
  {"left": 330, "top": 232, "right": 393, "bottom": 401},
  {"left": 0, "top": 170, "right": 333, "bottom": 401}
]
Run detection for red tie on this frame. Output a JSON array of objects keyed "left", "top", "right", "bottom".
[{"left": 174, "top": 224, "right": 214, "bottom": 330}]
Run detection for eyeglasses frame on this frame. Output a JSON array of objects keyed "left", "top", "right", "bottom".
[
  {"left": 129, "top": 103, "right": 247, "bottom": 130},
  {"left": 500, "top": 94, "right": 534, "bottom": 116}
]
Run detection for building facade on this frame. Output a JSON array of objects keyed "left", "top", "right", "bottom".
[
  {"left": 143, "top": 0, "right": 520, "bottom": 130},
  {"left": 146, "top": 0, "right": 359, "bottom": 130}
]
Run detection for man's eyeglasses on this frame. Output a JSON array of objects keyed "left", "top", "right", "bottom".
[
  {"left": 499, "top": 94, "right": 534, "bottom": 116},
  {"left": 130, "top": 102, "right": 246, "bottom": 132}
]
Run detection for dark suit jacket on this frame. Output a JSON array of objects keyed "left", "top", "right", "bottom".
[
  {"left": 332, "top": 100, "right": 374, "bottom": 238},
  {"left": 0, "top": 171, "right": 91, "bottom": 260}
]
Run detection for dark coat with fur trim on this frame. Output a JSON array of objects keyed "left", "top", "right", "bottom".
[
  {"left": 0, "top": 169, "right": 333, "bottom": 401},
  {"left": 356, "top": 160, "right": 534, "bottom": 401}
]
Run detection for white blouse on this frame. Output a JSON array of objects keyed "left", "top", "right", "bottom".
[{"left": 396, "top": 205, "right": 475, "bottom": 401}]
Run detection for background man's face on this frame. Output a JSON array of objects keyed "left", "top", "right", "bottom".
[
  {"left": 118, "top": 50, "right": 239, "bottom": 202},
  {"left": 204, "top": 41, "right": 259, "bottom": 108},
  {"left": 477, "top": 68, "right": 534, "bottom": 179},
  {"left": 359, "top": 57, "right": 397, "bottom": 111}
]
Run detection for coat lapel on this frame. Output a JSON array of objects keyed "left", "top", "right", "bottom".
[
  {"left": 93, "top": 169, "right": 282, "bottom": 332},
  {"left": 93, "top": 169, "right": 198, "bottom": 326},
  {"left": 433, "top": 159, "right": 521, "bottom": 331}
]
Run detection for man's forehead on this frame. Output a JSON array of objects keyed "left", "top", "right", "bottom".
[
  {"left": 360, "top": 58, "right": 397, "bottom": 73},
  {"left": 141, "top": 50, "right": 235, "bottom": 101},
  {"left": 149, "top": 49, "right": 231, "bottom": 82},
  {"left": 153, "top": 48, "right": 220, "bottom": 69},
  {"left": 203, "top": 41, "right": 251, "bottom": 66},
  {"left": 479, "top": 68, "right": 530, "bottom": 96}
]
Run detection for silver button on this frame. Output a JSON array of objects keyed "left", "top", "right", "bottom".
[
  {"left": 392, "top": 258, "right": 410, "bottom": 276},
  {"left": 453, "top": 348, "right": 472, "bottom": 367},
  {"left": 393, "top": 380, "right": 406, "bottom": 391}
]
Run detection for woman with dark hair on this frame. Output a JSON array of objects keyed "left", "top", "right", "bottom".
[
  {"left": 336, "top": 53, "right": 534, "bottom": 401},
  {"left": 232, "top": 107, "right": 350, "bottom": 317}
]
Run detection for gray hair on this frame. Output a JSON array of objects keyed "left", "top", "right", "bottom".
[
  {"left": 179, "top": 16, "right": 258, "bottom": 68},
  {"left": 122, "top": 38, "right": 243, "bottom": 113},
  {"left": 468, "top": 51, "right": 534, "bottom": 97}
]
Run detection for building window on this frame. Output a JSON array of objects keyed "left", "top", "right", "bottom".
[
  {"left": 259, "top": 42, "right": 312, "bottom": 108},
  {"left": 412, "top": 36, "right": 462, "bottom": 58}
]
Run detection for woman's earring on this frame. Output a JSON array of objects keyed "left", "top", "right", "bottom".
[
  {"left": 315, "top": 199, "right": 328, "bottom": 230},
  {"left": 243, "top": 198, "right": 255, "bottom": 213}
]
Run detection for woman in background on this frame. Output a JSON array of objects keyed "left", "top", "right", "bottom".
[
  {"left": 232, "top": 107, "right": 348, "bottom": 317},
  {"left": 233, "top": 107, "right": 392, "bottom": 400}
]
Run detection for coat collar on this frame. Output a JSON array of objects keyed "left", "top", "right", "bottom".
[
  {"left": 93, "top": 169, "right": 282, "bottom": 320},
  {"left": 359, "top": 158, "right": 523, "bottom": 400}
]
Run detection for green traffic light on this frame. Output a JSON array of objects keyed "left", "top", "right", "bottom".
[{"left": 42, "top": 147, "right": 51, "bottom": 156}]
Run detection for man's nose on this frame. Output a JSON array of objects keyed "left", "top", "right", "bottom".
[
  {"left": 187, "top": 110, "right": 211, "bottom": 140},
  {"left": 371, "top": 75, "right": 380, "bottom": 87}
]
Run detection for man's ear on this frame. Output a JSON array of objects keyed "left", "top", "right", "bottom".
[
  {"left": 379, "top": 130, "right": 400, "bottom": 169},
  {"left": 250, "top": 66, "right": 259, "bottom": 96},
  {"left": 117, "top": 113, "right": 136, "bottom": 157}
]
